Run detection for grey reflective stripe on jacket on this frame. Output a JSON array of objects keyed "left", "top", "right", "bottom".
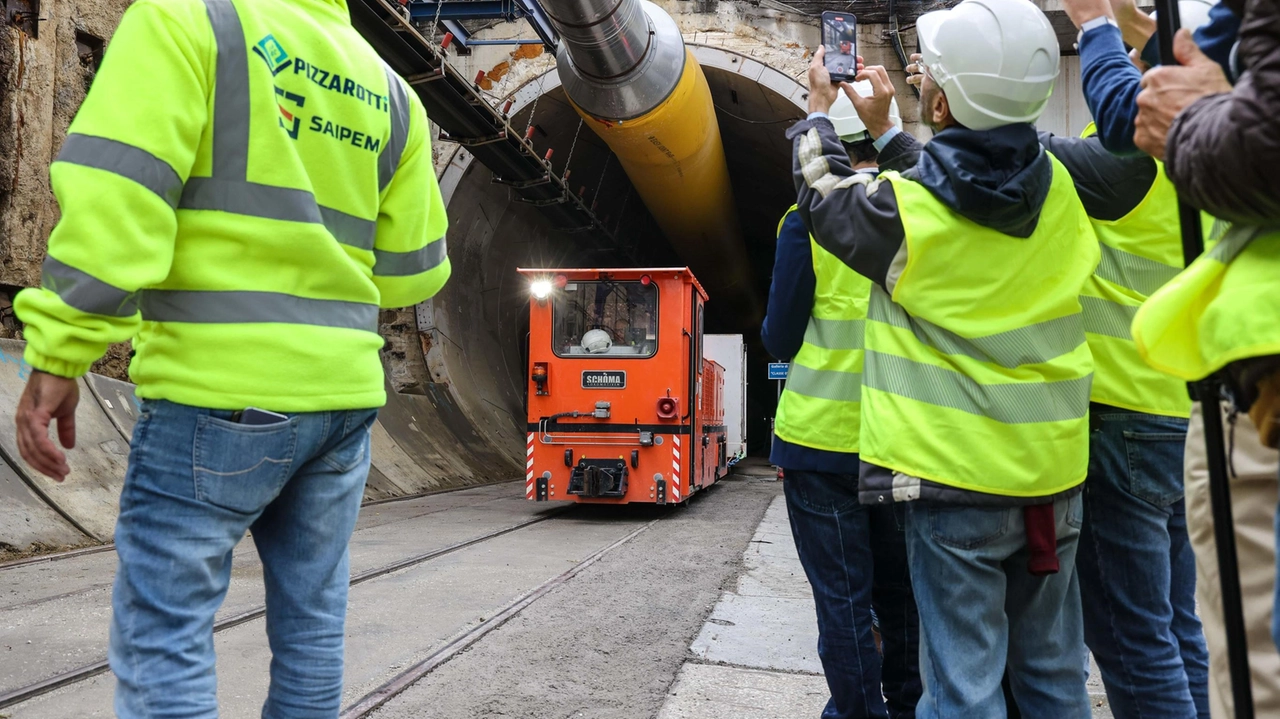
[
  {"left": 868, "top": 293, "right": 1085, "bottom": 371},
  {"left": 803, "top": 317, "right": 864, "bottom": 351},
  {"left": 46, "top": 0, "right": 417, "bottom": 331},
  {"left": 40, "top": 256, "right": 139, "bottom": 317},
  {"left": 786, "top": 365, "right": 862, "bottom": 403},
  {"left": 1095, "top": 243, "right": 1182, "bottom": 297},
  {"left": 1081, "top": 244, "right": 1182, "bottom": 341},
  {"left": 785, "top": 317, "right": 864, "bottom": 402},
  {"left": 863, "top": 288, "right": 1090, "bottom": 422}
]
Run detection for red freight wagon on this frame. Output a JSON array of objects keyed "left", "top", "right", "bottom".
[{"left": 518, "top": 267, "right": 728, "bottom": 504}]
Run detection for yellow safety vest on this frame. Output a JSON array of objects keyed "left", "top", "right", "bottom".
[
  {"left": 15, "top": 0, "right": 450, "bottom": 411},
  {"left": 1134, "top": 224, "right": 1280, "bottom": 381},
  {"left": 774, "top": 206, "right": 872, "bottom": 454},
  {"left": 860, "top": 156, "right": 1099, "bottom": 498},
  {"left": 1078, "top": 125, "right": 1190, "bottom": 417}
]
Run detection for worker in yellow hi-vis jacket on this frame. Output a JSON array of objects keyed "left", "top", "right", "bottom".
[{"left": 11, "top": 0, "right": 449, "bottom": 714}]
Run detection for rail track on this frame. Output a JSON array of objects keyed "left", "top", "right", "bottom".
[{"left": 0, "top": 500, "right": 567, "bottom": 711}]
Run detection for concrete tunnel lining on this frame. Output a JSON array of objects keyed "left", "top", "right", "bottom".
[{"left": 423, "top": 45, "right": 808, "bottom": 462}]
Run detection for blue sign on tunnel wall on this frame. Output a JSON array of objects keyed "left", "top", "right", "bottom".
[{"left": 768, "top": 363, "right": 789, "bottom": 381}]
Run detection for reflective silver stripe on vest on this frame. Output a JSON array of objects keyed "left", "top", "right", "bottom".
[
  {"left": 139, "top": 290, "right": 378, "bottom": 331},
  {"left": 1095, "top": 243, "right": 1180, "bottom": 297},
  {"left": 41, "top": 256, "right": 139, "bottom": 317},
  {"left": 378, "top": 65, "right": 410, "bottom": 192},
  {"left": 1080, "top": 295, "right": 1137, "bottom": 340},
  {"left": 204, "top": 0, "right": 250, "bottom": 181},
  {"left": 868, "top": 289, "right": 1084, "bottom": 369},
  {"left": 803, "top": 318, "right": 864, "bottom": 351},
  {"left": 786, "top": 364, "right": 861, "bottom": 403},
  {"left": 56, "top": 134, "right": 184, "bottom": 208},
  {"left": 864, "top": 350, "right": 1092, "bottom": 424},
  {"left": 1210, "top": 224, "right": 1270, "bottom": 263},
  {"left": 181, "top": 177, "right": 322, "bottom": 223},
  {"left": 181, "top": 178, "right": 377, "bottom": 250},
  {"left": 320, "top": 206, "right": 377, "bottom": 252},
  {"left": 373, "top": 238, "right": 448, "bottom": 277}
]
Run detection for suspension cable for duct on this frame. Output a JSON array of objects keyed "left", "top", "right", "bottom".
[
  {"left": 888, "top": 0, "right": 921, "bottom": 98},
  {"left": 561, "top": 118, "right": 584, "bottom": 180}
]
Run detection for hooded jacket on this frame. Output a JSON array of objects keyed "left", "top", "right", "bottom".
[
  {"left": 789, "top": 117, "right": 1089, "bottom": 505},
  {"left": 788, "top": 117, "right": 1055, "bottom": 296}
]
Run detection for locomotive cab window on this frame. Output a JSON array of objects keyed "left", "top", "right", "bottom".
[{"left": 553, "top": 280, "right": 659, "bottom": 358}]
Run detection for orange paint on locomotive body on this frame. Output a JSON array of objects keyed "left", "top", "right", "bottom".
[{"left": 518, "top": 267, "right": 728, "bottom": 505}]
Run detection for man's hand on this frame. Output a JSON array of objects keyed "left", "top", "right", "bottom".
[
  {"left": 905, "top": 52, "right": 924, "bottom": 88},
  {"left": 16, "top": 371, "right": 79, "bottom": 481},
  {"left": 1135, "top": 29, "right": 1232, "bottom": 159},
  {"left": 848, "top": 66, "right": 898, "bottom": 139},
  {"left": 807, "top": 46, "right": 863, "bottom": 115},
  {"left": 1061, "top": 0, "right": 1114, "bottom": 30}
]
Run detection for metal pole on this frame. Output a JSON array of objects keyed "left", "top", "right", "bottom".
[{"left": 1153, "top": 2, "right": 1255, "bottom": 714}]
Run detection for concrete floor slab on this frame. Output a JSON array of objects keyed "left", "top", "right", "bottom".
[
  {"left": 656, "top": 663, "right": 828, "bottom": 719},
  {"left": 689, "top": 495, "right": 821, "bottom": 674}
]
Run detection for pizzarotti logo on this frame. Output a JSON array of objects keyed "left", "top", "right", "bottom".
[{"left": 252, "top": 33, "right": 385, "bottom": 153}]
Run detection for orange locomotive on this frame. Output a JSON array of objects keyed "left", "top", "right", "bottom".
[{"left": 519, "top": 268, "right": 728, "bottom": 504}]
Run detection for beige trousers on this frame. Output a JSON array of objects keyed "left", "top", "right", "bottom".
[{"left": 1186, "top": 402, "right": 1280, "bottom": 718}]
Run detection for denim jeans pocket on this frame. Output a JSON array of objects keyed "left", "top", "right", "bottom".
[
  {"left": 785, "top": 470, "right": 862, "bottom": 514},
  {"left": 1122, "top": 430, "right": 1186, "bottom": 508},
  {"left": 928, "top": 505, "right": 1009, "bottom": 549},
  {"left": 193, "top": 414, "right": 297, "bottom": 513},
  {"left": 319, "top": 412, "right": 376, "bottom": 473},
  {"left": 1066, "top": 492, "right": 1084, "bottom": 529}
]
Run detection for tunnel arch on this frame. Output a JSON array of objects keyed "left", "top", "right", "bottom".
[{"left": 413, "top": 46, "right": 809, "bottom": 464}]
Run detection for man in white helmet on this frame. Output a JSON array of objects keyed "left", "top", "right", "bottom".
[
  {"left": 764, "top": 81, "right": 921, "bottom": 719},
  {"left": 790, "top": 0, "right": 1099, "bottom": 714}
]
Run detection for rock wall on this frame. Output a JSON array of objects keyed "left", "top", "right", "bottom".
[{"left": 0, "top": 0, "right": 134, "bottom": 376}]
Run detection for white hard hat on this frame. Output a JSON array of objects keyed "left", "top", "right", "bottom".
[
  {"left": 581, "top": 329, "right": 613, "bottom": 354},
  {"left": 917, "top": 0, "right": 1060, "bottom": 131},
  {"left": 829, "top": 81, "right": 903, "bottom": 143},
  {"left": 1150, "top": 0, "right": 1215, "bottom": 35}
]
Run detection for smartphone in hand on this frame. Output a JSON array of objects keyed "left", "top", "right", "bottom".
[{"left": 821, "top": 11, "right": 858, "bottom": 84}]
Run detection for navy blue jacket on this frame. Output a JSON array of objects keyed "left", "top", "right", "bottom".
[
  {"left": 763, "top": 210, "right": 856, "bottom": 473},
  {"left": 1081, "top": 3, "right": 1240, "bottom": 155}
]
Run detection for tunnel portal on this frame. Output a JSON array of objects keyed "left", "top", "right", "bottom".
[{"left": 426, "top": 47, "right": 808, "bottom": 461}]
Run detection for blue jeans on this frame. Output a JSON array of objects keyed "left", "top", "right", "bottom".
[
  {"left": 109, "top": 400, "right": 377, "bottom": 719},
  {"left": 784, "top": 469, "right": 921, "bottom": 719},
  {"left": 1076, "top": 406, "right": 1209, "bottom": 719},
  {"left": 905, "top": 495, "right": 1090, "bottom": 719}
]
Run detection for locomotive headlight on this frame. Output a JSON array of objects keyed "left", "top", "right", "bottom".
[{"left": 530, "top": 279, "right": 553, "bottom": 301}]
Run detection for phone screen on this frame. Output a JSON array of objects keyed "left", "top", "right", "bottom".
[{"left": 821, "top": 11, "right": 857, "bottom": 83}]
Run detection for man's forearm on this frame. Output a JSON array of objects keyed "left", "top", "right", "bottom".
[
  {"left": 1080, "top": 24, "right": 1146, "bottom": 155},
  {"left": 789, "top": 117, "right": 906, "bottom": 288}
]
